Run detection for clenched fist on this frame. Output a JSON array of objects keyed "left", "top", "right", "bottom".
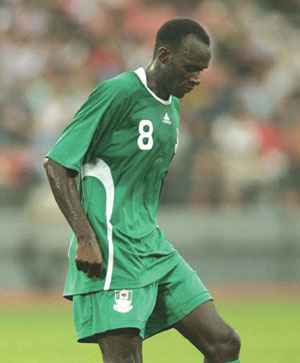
[{"left": 75, "top": 235, "right": 103, "bottom": 278}]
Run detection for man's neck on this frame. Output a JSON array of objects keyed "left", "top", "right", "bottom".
[{"left": 144, "top": 63, "right": 170, "bottom": 101}]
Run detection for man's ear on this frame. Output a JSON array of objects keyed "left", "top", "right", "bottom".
[{"left": 157, "top": 47, "right": 171, "bottom": 64}]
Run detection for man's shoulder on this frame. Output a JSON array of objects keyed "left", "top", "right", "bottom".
[
  {"left": 101, "top": 71, "right": 141, "bottom": 95},
  {"left": 171, "top": 96, "right": 180, "bottom": 113},
  {"left": 172, "top": 96, "right": 180, "bottom": 107}
]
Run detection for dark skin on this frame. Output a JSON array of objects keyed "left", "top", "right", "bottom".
[
  {"left": 44, "top": 35, "right": 240, "bottom": 362},
  {"left": 145, "top": 34, "right": 211, "bottom": 100},
  {"left": 43, "top": 159, "right": 103, "bottom": 278}
]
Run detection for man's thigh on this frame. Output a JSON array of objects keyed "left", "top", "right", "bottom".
[
  {"left": 174, "top": 300, "right": 232, "bottom": 348},
  {"left": 174, "top": 300, "right": 241, "bottom": 361},
  {"left": 96, "top": 328, "right": 142, "bottom": 363}
]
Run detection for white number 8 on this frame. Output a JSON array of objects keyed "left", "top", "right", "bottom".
[{"left": 137, "top": 120, "right": 153, "bottom": 150}]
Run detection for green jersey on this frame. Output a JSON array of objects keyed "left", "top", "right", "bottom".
[{"left": 46, "top": 68, "right": 181, "bottom": 298}]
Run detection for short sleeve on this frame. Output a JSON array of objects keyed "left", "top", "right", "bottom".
[{"left": 46, "top": 81, "right": 118, "bottom": 172}]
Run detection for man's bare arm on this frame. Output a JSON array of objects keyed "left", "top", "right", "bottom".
[{"left": 43, "top": 158, "right": 102, "bottom": 278}]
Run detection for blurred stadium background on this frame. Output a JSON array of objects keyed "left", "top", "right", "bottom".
[{"left": 0, "top": 0, "right": 299, "bottom": 362}]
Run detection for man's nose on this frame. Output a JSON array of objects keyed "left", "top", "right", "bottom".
[{"left": 190, "top": 72, "right": 201, "bottom": 85}]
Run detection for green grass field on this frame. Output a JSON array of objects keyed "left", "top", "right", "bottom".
[{"left": 1, "top": 297, "right": 299, "bottom": 363}]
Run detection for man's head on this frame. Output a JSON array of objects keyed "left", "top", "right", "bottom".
[{"left": 153, "top": 18, "right": 211, "bottom": 98}]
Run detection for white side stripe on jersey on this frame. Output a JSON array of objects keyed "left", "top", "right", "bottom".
[
  {"left": 82, "top": 158, "right": 115, "bottom": 290},
  {"left": 68, "top": 232, "right": 75, "bottom": 258}
]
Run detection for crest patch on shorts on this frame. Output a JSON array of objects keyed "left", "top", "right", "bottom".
[{"left": 113, "top": 289, "right": 133, "bottom": 313}]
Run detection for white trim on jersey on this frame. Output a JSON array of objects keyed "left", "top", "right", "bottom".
[
  {"left": 68, "top": 232, "right": 75, "bottom": 258},
  {"left": 82, "top": 158, "right": 115, "bottom": 290},
  {"left": 134, "top": 67, "right": 172, "bottom": 105}
]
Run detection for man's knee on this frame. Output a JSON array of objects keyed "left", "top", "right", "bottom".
[
  {"left": 224, "top": 328, "right": 241, "bottom": 355},
  {"left": 206, "top": 327, "right": 241, "bottom": 362}
]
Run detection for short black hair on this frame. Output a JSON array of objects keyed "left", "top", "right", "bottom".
[{"left": 154, "top": 18, "right": 210, "bottom": 56}]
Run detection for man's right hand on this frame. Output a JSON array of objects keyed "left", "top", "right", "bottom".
[
  {"left": 43, "top": 158, "right": 103, "bottom": 278},
  {"left": 75, "top": 235, "right": 103, "bottom": 278}
]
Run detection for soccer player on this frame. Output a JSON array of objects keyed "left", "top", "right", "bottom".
[{"left": 44, "top": 18, "right": 241, "bottom": 363}]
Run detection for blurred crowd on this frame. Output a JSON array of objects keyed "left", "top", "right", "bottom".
[{"left": 0, "top": 0, "right": 299, "bottom": 209}]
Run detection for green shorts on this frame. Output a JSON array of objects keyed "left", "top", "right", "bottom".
[{"left": 72, "top": 257, "right": 212, "bottom": 342}]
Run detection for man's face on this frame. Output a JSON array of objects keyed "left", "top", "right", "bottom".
[{"left": 160, "top": 35, "right": 211, "bottom": 98}]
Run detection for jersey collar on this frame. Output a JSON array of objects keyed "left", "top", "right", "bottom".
[{"left": 134, "top": 67, "right": 172, "bottom": 105}]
